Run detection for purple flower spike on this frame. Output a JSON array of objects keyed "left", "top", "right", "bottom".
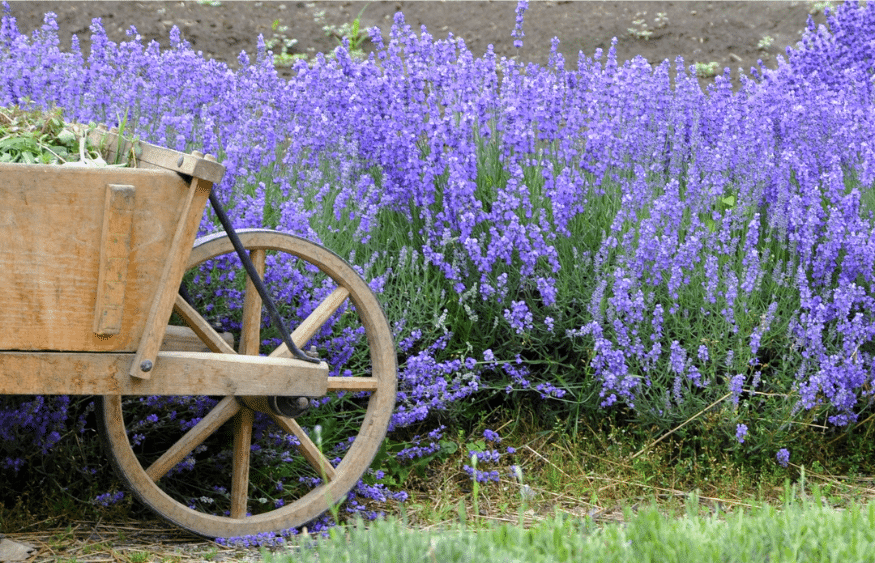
[
  {"left": 777, "top": 449, "right": 790, "bottom": 468},
  {"left": 511, "top": 1, "right": 528, "bottom": 48}
]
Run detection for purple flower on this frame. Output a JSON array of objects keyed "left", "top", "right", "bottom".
[
  {"left": 483, "top": 429, "right": 501, "bottom": 443},
  {"left": 463, "top": 464, "right": 500, "bottom": 483},
  {"left": 777, "top": 448, "right": 790, "bottom": 467},
  {"left": 511, "top": 1, "right": 528, "bottom": 49},
  {"left": 4, "top": 0, "right": 875, "bottom": 516},
  {"left": 729, "top": 374, "right": 745, "bottom": 405},
  {"left": 92, "top": 490, "right": 125, "bottom": 507}
]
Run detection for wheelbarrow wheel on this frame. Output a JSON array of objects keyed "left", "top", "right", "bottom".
[{"left": 97, "top": 229, "right": 397, "bottom": 539}]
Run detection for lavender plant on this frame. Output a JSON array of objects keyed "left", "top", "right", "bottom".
[{"left": 3, "top": 0, "right": 875, "bottom": 536}]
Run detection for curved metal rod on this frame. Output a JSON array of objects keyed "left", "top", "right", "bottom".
[{"left": 208, "top": 190, "right": 319, "bottom": 364}]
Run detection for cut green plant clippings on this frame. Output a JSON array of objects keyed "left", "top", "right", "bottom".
[{"left": 0, "top": 104, "right": 128, "bottom": 167}]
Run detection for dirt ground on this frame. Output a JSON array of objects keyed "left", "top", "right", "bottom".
[{"left": 10, "top": 1, "right": 831, "bottom": 85}]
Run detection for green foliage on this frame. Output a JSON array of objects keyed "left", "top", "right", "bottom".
[
  {"left": 694, "top": 61, "right": 721, "bottom": 78},
  {"left": 268, "top": 492, "right": 875, "bottom": 563},
  {"left": 265, "top": 19, "right": 307, "bottom": 67},
  {"left": 321, "top": 4, "right": 371, "bottom": 57},
  {"left": 0, "top": 104, "right": 83, "bottom": 164},
  {"left": 0, "top": 103, "right": 135, "bottom": 167},
  {"left": 368, "top": 438, "right": 457, "bottom": 488},
  {"left": 269, "top": 4, "right": 373, "bottom": 68}
]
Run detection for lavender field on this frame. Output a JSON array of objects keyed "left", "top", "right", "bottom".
[{"left": 2, "top": 0, "right": 875, "bottom": 536}]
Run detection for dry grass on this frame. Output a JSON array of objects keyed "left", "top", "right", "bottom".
[
  {"left": 3, "top": 520, "right": 258, "bottom": 563},
  {"left": 395, "top": 414, "right": 875, "bottom": 536}
]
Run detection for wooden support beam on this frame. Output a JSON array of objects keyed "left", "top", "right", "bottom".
[
  {"left": 0, "top": 351, "right": 329, "bottom": 396},
  {"left": 129, "top": 173, "right": 212, "bottom": 379},
  {"left": 93, "top": 184, "right": 136, "bottom": 335}
]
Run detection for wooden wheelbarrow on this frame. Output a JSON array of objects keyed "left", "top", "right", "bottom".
[{"left": 0, "top": 127, "right": 396, "bottom": 538}]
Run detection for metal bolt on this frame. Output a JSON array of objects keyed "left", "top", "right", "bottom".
[{"left": 140, "top": 360, "right": 153, "bottom": 372}]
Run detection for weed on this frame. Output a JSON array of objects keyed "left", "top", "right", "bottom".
[
  {"left": 809, "top": 1, "right": 838, "bottom": 15},
  {"left": 129, "top": 551, "right": 151, "bottom": 563},
  {"left": 627, "top": 11, "right": 668, "bottom": 40},
  {"left": 694, "top": 61, "right": 720, "bottom": 77},
  {"left": 758, "top": 35, "right": 775, "bottom": 50},
  {"left": 81, "top": 542, "right": 111, "bottom": 554},
  {"left": 266, "top": 4, "right": 371, "bottom": 68},
  {"left": 264, "top": 19, "right": 307, "bottom": 68},
  {"left": 313, "top": 3, "right": 370, "bottom": 59}
]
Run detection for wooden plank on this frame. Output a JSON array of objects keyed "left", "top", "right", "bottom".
[
  {"left": 0, "top": 351, "right": 329, "bottom": 396},
  {"left": 326, "top": 377, "right": 380, "bottom": 392},
  {"left": 230, "top": 408, "right": 255, "bottom": 519},
  {"left": 269, "top": 286, "right": 350, "bottom": 359},
  {"left": 145, "top": 396, "right": 240, "bottom": 482},
  {"left": 88, "top": 127, "right": 225, "bottom": 184},
  {"left": 161, "top": 324, "right": 234, "bottom": 352},
  {"left": 129, "top": 174, "right": 212, "bottom": 379},
  {"left": 240, "top": 248, "right": 266, "bottom": 355},
  {"left": 270, "top": 414, "right": 337, "bottom": 482},
  {"left": 173, "top": 294, "right": 238, "bottom": 355},
  {"left": 93, "top": 184, "right": 136, "bottom": 335},
  {"left": 0, "top": 164, "right": 196, "bottom": 351}
]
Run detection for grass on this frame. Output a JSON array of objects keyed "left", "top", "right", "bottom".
[
  {"left": 267, "top": 486, "right": 875, "bottom": 562},
  {"left": 394, "top": 414, "right": 870, "bottom": 527},
  {"left": 6, "top": 409, "right": 875, "bottom": 560},
  {"left": 279, "top": 405, "right": 875, "bottom": 562},
  {"left": 227, "top": 406, "right": 867, "bottom": 561}
]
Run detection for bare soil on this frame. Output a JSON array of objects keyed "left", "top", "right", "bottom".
[{"left": 11, "top": 1, "right": 830, "bottom": 86}]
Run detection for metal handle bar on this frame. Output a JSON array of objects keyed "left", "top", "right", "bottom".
[{"left": 205, "top": 189, "right": 320, "bottom": 364}]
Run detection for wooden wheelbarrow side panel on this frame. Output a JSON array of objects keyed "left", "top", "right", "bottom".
[
  {"left": 0, "top": 164, "right": 195, "bottom": 352},
  {"left": 0, "top": 351, "right": 329, "bottom": 396}
]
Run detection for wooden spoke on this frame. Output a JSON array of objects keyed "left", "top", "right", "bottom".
[
  {"left": 269, "top": 286, "right": 350, "bottom": 358},
  {"left": 326, "top": 377, "right": 380, "bottom": 392},
  {"left": 230, "top": 408, "right": 255, "bottom": 519},
  {"left": 145, "top": 396, "right": 241, "bottom": 482},
  {"left": 173, "top": 294, "right": 237, "bottom": 355},
  {"left": 269, "top": 414, "right": 338, "bottom": 482},
  {"left": 239, "top": 249, "right": 266, "bottom": 355}
]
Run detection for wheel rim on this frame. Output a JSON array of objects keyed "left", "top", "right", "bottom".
[{"left": 98, "top": 229, "right": 396, "bottom": 538}]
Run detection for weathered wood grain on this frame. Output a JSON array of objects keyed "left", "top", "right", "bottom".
[
  {"left": 0, "top": 164, "right": 193, "bottom": 351},
  {"left": 93, "top": 183, "right": 136, "bottom": 335},
  {"left": 0, "top": 351, "right": 329, "bottom": 396}
]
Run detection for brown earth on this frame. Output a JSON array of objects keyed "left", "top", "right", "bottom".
[{"left": 9, "top": 1, "right": 832, "bottom": 87}]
